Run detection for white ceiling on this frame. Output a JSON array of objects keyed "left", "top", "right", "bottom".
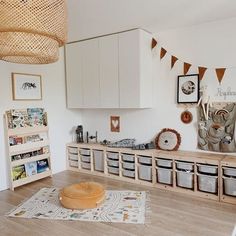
[{"left": 67, "top": 0, "right": 236, "bottom": 42}]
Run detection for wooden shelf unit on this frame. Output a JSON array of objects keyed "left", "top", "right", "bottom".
[
  {"left": 5, "top": 112, "right": 52, "bottom": 191},
  {"left": 66, "top": 143, "right": 236, "bottom": 204}
]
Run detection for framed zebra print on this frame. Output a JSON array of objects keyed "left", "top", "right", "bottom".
[{"left": 12, "top": 73, "right": 42, "bottom": 100}]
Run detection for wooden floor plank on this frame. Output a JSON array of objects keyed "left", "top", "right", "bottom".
[{"left": 0, "top": 170, "right": 235, "bottom": 236}]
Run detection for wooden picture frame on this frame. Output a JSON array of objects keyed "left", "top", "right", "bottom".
[
  {"left": 12, "top": 73, "right": 42, "bottom": 100},
  {"left": 177, "top": 74, "right": 199, "bottom": 104}
]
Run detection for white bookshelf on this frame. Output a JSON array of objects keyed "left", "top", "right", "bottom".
[{"left": 5, "top": 110, "right": 52, "bottom": 191}]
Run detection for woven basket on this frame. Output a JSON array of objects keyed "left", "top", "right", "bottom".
[{"left": 0, "top": 0, "right": 67, "bottom": 64}]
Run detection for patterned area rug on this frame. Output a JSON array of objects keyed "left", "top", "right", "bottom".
[{"left": 7, "top": 188, "right": 147, "bottom": 224}]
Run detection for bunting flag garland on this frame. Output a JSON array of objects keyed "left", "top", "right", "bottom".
[
  {"left": 151, "top": 38, "right": 157, "bottom": 49},
  {"left": 171, "top": 55, "right": 178, "bottom": 69},
  {"left": 198, "top": 67, "right": 207, "bottom": 80},
  {"left": 184, "top": 62, "right": 191, "bottom": 75},
  {"left": 154, "top": 37, "right": 232, "bottom": 83},
  {"left": 215, "top": 68, "right": 226, "bottom": 84},
  {"left": 160, "top": 48, "right": 167, "bottom": 60}
]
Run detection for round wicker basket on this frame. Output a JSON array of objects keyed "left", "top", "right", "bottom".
[{"left": 0, "top": 0, "right": 67, "bottom": 64}]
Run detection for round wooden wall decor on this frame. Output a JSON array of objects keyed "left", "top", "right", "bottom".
[
  {"left": 155, "top": 128, "right": 181, "bottom": 151},
  {"left": 180, "top": 110, "right": 193, "bottom": 124}
]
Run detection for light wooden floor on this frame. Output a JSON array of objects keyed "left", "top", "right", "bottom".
[{"left": 0, "top": 170, "right": 235, "bottom": 236}]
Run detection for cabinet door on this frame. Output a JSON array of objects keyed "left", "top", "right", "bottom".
[
  {"left": 99, "top": 35, "right": 119, "bottom": 108},
  {"left": 81, "top": 39, "right": 100, "bottom": 108},
  {"left": 119, "top": 30, "right": 140, "bottom": 108},
  {"left": 65, "top": 43, "right": 83, "bottom": 108}
]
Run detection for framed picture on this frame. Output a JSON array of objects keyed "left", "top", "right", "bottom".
[
  {"left": 12, "top": 73, "right": 42, "bottom": 100},
  {"left": 177, "top": 74, "right": 199, "bottom": 103}
]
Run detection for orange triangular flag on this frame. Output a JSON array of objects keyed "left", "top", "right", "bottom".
[
  {"left": 160, "top": 48, "right": 167, "bottom": 60},
  {"left": 171, "top": 56, "right": 178, "bottom": 69},
  {"left": 198, "top": 67, "right": 207, "bottom": 80},
  {"left": 215, "top": 68, "right": 226, "bottom": 84},
  {"left": 151, "top": 38, "right": 157, "bottom": 49},
  {"left": 184, "top": 62, "right": 191, "bottom": 75}
]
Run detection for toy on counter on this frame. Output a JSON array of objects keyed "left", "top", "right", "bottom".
[
  {"left": 108, "top": 138, "right": 135, "bottom": 148},
  {"left": 76, "top": 125, "right": 84, "bottom": 143},
  {"left": 132, "top": 141, "right": 155, "bottom": 150},
  {"left": 86, "top": 131, "right": 98, "bottom": 143}
]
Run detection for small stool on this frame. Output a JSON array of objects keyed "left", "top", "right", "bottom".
[{"left": 59, "top": 182, "right": 105, "bottom": 209}]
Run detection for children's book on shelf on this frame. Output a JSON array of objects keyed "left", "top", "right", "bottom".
[
  {"left": 37, "top": 159, "right": 49, "bottom": 173},
  {"left": 11, "top": 109, "right": 29, "bottom": 128},
  {"left": 25, "top": 161, "right": 37, "bottom": 176},
  {"left": 12, "top": 165, "right": 26, "bottom": 181},
  {"left": 27, "top": 108, "right": 44, "bottom": 126}
]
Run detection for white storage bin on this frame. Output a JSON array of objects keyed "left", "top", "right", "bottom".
[
  {"left": 156, "top": 158, "right": 172, "bottom": 168},
  {"left": 138, "top": 164, "right": 152, "bottom": 182},
  {"left": 197, "top": 174, "right": 218, "bottom": 193},
  {"left": 223, "top": 176, "right": 236, "bottom": 196},
  {"left": 223, "top": 167, "right": 236, "bottom": 177},
  {"left": 93, "top": 150, "right": 104, "bottom": 172},
  {"left": 68, "top": 153, "right": 78, "bottom": 161},
  {"left": 79, "top": 148, "right": 90, "bottom": 156},
  {"left": 122, "top": 153, "right": 135, "bottom": 162},
  {"left": 176, "top": 161, "right": 194, "bottom": 171},
  {"left": 68, "top": 147, "right": 78, "bottom": 154},
  {"left": 122, "top": 162, "right": 135, "bottom": 170},
  {"left": 107, "top": 160, "right": 119, "bottom": 167},
  {"left": 156, "top": 167, "right": 172, "bottom": 185},
  {"left": 176, "top": 170, "right": 194, "bottom": 189},
  {"left": 107, "top": 152, "right": 119, "bottom": 160},
  {"left": 81, "top": 162, "right": 91, "bottom": 170},
  {"left": 108, "top": 166, "right": 119, "bottom": 175},
  {"left": 69, "top": 160, "right": 78, "bottom": 168},
  {"left": 197, "top": 164, "right": 218, "bottom": 175},
  {"left": 138, "top": 155, "right": 152, "bottom": 165},
  {"left": 123, "top": 169, "right": 135, "bottom": 178},
  {"left": 80, "top": 155, "right": 90, "bottom": 163}
]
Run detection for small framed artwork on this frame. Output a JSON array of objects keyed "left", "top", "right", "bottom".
[
  {"left": 12, "top": 73, "right": 42, "bottom": 100},
  {"left": 177, "top": 74, "right": 200, "bottom": 103},
  {"left": 110, "top": 116, "right": 120, "bottom": 132}
]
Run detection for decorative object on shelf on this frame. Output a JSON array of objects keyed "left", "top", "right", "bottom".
[
  {"left": 86, "top": 131, "right": 98, "bottom": 143},
  {"left": 0, "top": 0, "right": 67, "bottom": 64},
  {"left": 198, "top": 102, "right": 236, "bottom": 152},
  {"left": 100, "top": 139, "right": 111, "bottom": 146},
  {"left": 108, "top": 139, "right": 135, "bottom": 148},
  {"left": 132, "top": 141, "right": 155, "bottom": 150},
  {"left": 197, "top": 85, "right": 212, "bottom": 120},
  {"left": 110, "top": 116, "right": 120, "bottom": 132},
  {"left": 12, "top": 73, "right": 42, "bottom": 100},
  {"left": 180, "top": 110, "right": 193, "bottom": 124},
  {"left": 155, "top": 128, "right": 181, "bottom": 151},
  {"left": 177, "top": 74, "right": 200, "bottom": 104},
  {"left": 76, "top": 125, "right": 84, "bottom": 143}
]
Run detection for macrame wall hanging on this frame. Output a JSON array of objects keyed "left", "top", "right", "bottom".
[{"left": 0, "top": 0, "right": 67, "bottom": 64}]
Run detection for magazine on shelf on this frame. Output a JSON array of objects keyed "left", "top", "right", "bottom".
[
  {"left": 37, "top": 159, "right": 49, "bottom": 173},
  {"left": 12, "top": 165, "right": 26, "bottom": 181},
  {"left": 25, "top": 161, "right": 37, "bottom": 176},
  {"left": 27, "top": 108, "right": 44, "bottom": 127}
]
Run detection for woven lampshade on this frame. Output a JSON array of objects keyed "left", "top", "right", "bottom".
[{"left": 0, "top": 0, "right": 67, "bottom": 64}]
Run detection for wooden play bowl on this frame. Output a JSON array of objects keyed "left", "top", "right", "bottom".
[{"left": 59, "top": 182, "right": 105, "bottom": 210}]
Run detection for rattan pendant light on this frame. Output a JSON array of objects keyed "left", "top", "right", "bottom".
[{"left": 0, "top": 0, "right": 67, "bottom": 64}]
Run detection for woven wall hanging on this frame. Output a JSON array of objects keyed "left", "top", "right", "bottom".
[{"left": 0, "top": 0, "right": 67, "bottom": 64}]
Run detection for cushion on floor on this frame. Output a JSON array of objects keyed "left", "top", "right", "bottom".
[{"left": 59, "top": 182, "right": 105, "bottom": 209}]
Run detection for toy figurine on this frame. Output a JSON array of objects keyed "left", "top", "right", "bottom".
[{"left": 76, "top": 125, "right": 84, "bottom": 143}]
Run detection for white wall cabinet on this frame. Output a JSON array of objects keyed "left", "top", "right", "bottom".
[{"left": 65, "top": 29, "right": 153, "bottom": 109}]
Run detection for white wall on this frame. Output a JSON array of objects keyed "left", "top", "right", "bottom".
[
  {"left": 81, "top": 18, "right": 236, "bottom": 152},
  {"left": 0, "top": 49, "right": 82, "bottom": 191}
]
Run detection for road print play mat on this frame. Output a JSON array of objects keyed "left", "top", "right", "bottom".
[{"left": 7, "top": 188, "right": 147, "bottom": 224}]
